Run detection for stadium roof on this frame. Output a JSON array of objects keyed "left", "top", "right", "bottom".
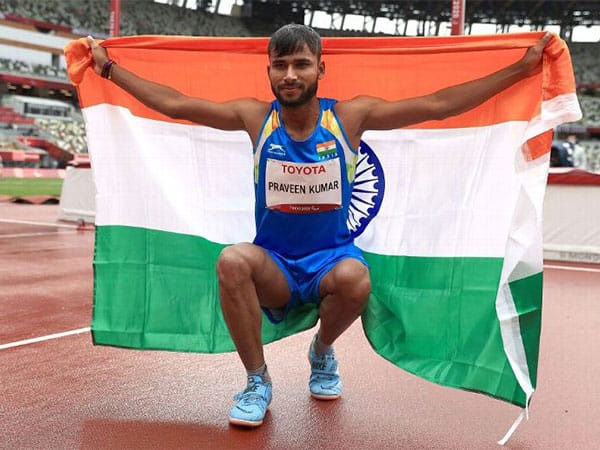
[{"left": 282, "top": 1, "right": 600, "bottom": 29}]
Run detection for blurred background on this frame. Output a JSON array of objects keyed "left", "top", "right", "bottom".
[{"left": 0, "top": 0, "right": 597, "bottom": 189}]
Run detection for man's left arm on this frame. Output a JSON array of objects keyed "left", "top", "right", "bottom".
[{"left": 349, "top": 33, "right": 552, "bottom": 135}]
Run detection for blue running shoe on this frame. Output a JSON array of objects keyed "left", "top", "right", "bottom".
[
  {"left": 229, "top": 375, "right": 272, "bottom": 427},
  {"left": 308, "top": 335, "right": 342, "bottom": 400}
]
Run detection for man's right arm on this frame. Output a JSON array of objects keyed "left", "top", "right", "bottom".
[{"left": 87, "top": 37, "right": 268, "bottom": 140}]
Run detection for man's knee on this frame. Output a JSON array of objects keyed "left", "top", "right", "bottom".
[
  {"left": 330, "top": 261, "right": 371, "bottom": 307},
  {"left": 216, "top": 244, "right": 253, "bottom": 285},
  {"left": 348, "top": 270, "right": 371, "bottom": 308}
]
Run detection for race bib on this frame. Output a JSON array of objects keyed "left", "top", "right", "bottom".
[{"left": 265, "top": 158, "right": 342, "bottom": 213}]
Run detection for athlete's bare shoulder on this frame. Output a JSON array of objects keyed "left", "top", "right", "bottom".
[
  {"left": 231, "top": 97, "right": 270, "bottom": 117},
  {"left": 334, "top": 96, "right": 383, "bottom": 145},
  {"left": 231, "top": 98, "right": 271, "bottom": 144}
]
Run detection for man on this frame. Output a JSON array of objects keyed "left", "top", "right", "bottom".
[{"left": 87, "top": 24, "right": 551, "bottom": 428}]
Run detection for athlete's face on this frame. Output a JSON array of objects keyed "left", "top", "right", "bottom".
[{"left": 268, "top": 44, "right": 324, "bottom": 108}]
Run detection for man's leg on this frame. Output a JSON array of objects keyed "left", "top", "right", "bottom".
[
  {"left": 318, "top": 258, "right": 371, "bottom": 346},
  {"left": 307, "top": 258, "right": 371, "bottom": 400},
  {"left": 217, "top": 242, "right": 291, "bottom": 371},
  {"left": 216, "top": 242, "right": 290, "bottom": 427}
]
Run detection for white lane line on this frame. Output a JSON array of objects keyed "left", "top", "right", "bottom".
[
  {"left": 544, "top": 264, "right": 600, "bottom": 273},
  {"left": 0, "top": 327, "right": 91, "bottom": 350},
  {"left": 0, "top": 218, "right": 78, "bottom": 229},
  {"left": 0, "top": 231, "right": 77, "bottom": 239}
]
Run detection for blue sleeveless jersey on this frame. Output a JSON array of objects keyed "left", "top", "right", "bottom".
[{"left": 253, "top": 98, "right": 358, "bottom": 258}]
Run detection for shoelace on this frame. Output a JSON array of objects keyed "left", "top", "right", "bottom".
[
  {"left": 233, "top": 383, "right": 267, "bottom": 404},
  {"left": 233, "top": 392, "right": 266, "bottom": 405}
]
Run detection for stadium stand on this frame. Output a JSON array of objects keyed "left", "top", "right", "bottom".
[
  {"left": 0, "top": 134, "right": 43, "bottom": 168},
  {"left": 0, "top": 0, "right": 598, "bottom": 171},
  {"left": 578, "top": 96, "right": 600, "bottom": 128},
  {"left": 0, "top": 104, "right": 34, "bottom": 126},
  {"left": 34, "top": 118, "right": 87, "bottom": 155},
  {"left": 0, "top": 0, "right": 251, "bottom": 37},
  {"left": 0, "top": 58, "right": 68, "bottom": 80},
  {"left": 0, "top": 98, "right": 85, "bottom": 168},
  {"left": 570, "top": 43, "right": 600, "bottom": 85},
  {"left": 580, "top": 139, "right": 600, "bottom": 172}
]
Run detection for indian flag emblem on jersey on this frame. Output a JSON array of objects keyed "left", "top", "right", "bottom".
[{"left": 316, "top": 140, "right": 337, "bottom": 158}]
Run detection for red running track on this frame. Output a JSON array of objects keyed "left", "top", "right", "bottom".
[{"left": 1, "top": 202, "right": 599, "bottom": 449}]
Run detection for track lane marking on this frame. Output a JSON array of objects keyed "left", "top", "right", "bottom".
[
  {"left": 543, "top": 264, "right": 600, "bottom": 273},
  {"left": 0, "top": 231, "right": 78, "bottom": 239},
  {"left": 0, "top": 327, "right": 91, "bottom": 350},
  {"left": 0, "top": 218, "right": 79, "bottom": 229}
]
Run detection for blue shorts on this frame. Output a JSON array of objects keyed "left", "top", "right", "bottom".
[{"left": 261, "top": 242, "right": 368, "bottom": 324}]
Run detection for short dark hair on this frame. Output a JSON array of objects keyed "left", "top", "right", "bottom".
[{"left": 268, "top": 24, "right": 322, "bottom": 59}]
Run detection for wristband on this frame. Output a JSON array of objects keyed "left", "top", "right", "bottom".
[
  {"left": 101, "top": 59, "right": 115, "bottom": 79},
  {"left": 107, "top": 61, "right": 116, "bottom": 80}
]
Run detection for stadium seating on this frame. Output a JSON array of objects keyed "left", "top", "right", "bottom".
[
  {"left": 34, "top": 118, "right": 87, "bottom": 155},
  {"left": 0, "top": 102, "right": 86, "bottom": 167},
  {"left": 0, "top": 1, "right": 596, "bottom": 84},
  {"left": 577, "top": 96, "right": 600, "bottom": 127},
  {"left": 579, "top": 139, "right": 600, "bottom": 173},
  {"left": 0, "top": 58, "right": 68, "bottom": 80},
  {"left": 0, "top": 0, "right": 251, "bottom": 37},
  {"left": 0, "top": 0, "right": 598, "bottom": 171},
  {"left": 570, "top": 43, "right": 600, "bottom": 85},
  {"left": 0, "top": 105, "right": 35, "bottom": 126}
]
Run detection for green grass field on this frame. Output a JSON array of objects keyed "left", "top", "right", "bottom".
[{"left": 0, "top": 177, "right": 63, "bottom": 197}]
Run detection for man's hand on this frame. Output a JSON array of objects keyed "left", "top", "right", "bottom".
[
  {"left": 87, "top": 36, "right": 109, "bottom": 75},
  {"left": 518, "top": 33, "right": 553, "bottom": 77}
]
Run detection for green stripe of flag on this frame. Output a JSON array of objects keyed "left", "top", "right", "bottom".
[
  {"left": 92, "top": 225, "right": 319, "bottom": 353},
  {"left": 92, "top": 225, "right": 540, "bottom": 406},
  {"left": 361, "top": 252, "right": 539, "bottom": 407},
  {"left": 509, "top": 271, "right": 543, "bottom": 390}
]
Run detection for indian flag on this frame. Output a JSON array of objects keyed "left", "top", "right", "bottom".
[
  {"left": 65, "top": 33, "right": 580, "bottom": 416},
  {"left": 316, "top": 139, "right": 337, "bottom": 157}
]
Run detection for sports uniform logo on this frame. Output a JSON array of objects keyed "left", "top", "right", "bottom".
[
  {"left": 316, "top": 140, "right": 337, "bottom": 159},
  {"left": 347, "top": 140, "right": 385, "bottom": 238},
  {"left": 267, "top": 143, "right": 286, "bottom": 156}
]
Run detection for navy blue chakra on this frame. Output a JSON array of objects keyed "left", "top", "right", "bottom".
[{"left": 347, "top": 140, "right": 385, "bottom": 238}]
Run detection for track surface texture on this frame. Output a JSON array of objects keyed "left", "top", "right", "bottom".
[{"left": 1, "top": 203, "right": 598, "bottom": 449}]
